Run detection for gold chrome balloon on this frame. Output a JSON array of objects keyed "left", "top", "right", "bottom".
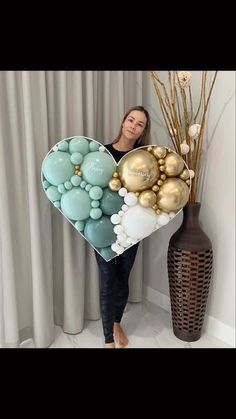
[
  {"left": 138, "top": 190, "right": 157, "bottom": 208},
  {"left": 153, "top": 146, "right": 167, "bottom": 159},
  {"left": 179, "top": 169, "right": 190, "bottom": 180},
  {"left": 156, "top": 178, "right": 190, "bottom": 212},
  {"left": 118, "top": 149, "right": 159, "bottom": 192},
  {"left": 109, "top": 178, "right": 121, "bottom": 191},
  {"left": 164, "top": 153, "right": 185, "bottom": 176},
  {"left": 112, "top": 172, "right": 119, "bottom": 178}
]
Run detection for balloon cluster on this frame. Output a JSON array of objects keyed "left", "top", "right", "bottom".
[
  {"left": 42, "top": 139, "right": 190, "bottom": 261},
  {"left": 108, "top": 146, "right": 191, "bottom": 255}
]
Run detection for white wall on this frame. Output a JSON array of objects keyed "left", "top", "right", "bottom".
[{"left": 142, "top": 71, "right": 235, "bottom": 337}]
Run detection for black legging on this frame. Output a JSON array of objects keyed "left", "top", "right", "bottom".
[{"left": 95, "top": 244, "right": 139, "bottom": 344}]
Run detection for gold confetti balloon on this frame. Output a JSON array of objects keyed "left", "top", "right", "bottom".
[
  {"left": 108, "top": 178, "right": 121, "bottom": 191},
  {"left": 156, "top": 178, "right": 190, "bottom": 212},
  {"left": 138, "top": 190, "right": 157, "bottom": 208},
  {"left": 164, "top": 153, "right": 185, "bottom": 177},
  {"left": 118, "top": 149, "right": 159, "bottom": 192}
]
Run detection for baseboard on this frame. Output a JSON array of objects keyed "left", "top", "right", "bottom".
[{"left": 143, "top": 285, "right": 235, "bottom": 347}]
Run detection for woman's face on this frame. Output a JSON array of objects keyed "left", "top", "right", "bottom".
[{"left": 122, "top": 110, "right": 147, "bottom": 141}]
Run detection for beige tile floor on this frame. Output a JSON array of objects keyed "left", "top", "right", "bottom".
[{"left": 20, "top": 300, "right": 234, "bottom": 348}]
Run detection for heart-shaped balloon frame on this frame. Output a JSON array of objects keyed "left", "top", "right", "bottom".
[{"left": 41, "top": 136, "right": 191, "bottom": 261}]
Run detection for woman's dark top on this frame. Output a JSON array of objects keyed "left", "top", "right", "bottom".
[{"left": 105, "top": 142, "right": 140, "bottom": 163}]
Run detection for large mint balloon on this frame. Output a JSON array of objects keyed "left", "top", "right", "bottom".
[
  {"left": 43, "top": 151, "right": 74, "bottom": 186},
  {"left": 100, "top": 188, "right": 124, "bottom": 215},
  {"left": 61, "top": 188, "right": 91, "bottom": 221},
  {"left": 84, "top": 216, "right": 116, "bottom": 248},
  {"left": 81, "top": 151, "right": 116, "bottom": 187}
]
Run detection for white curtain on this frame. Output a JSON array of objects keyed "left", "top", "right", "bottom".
[{"left": 0, "top": 71, "right": 145, "bottom": 348}]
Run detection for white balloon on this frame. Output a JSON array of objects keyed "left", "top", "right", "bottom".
[
  {"left": 118, "top": 210, "right": 124, "bottom": 216},
  {"left": 117, "top": 233, "right": 127, "bottom": 242},
  {"left": 124, "top": 192, "right": 138, "bottom": 206},
  {"left": 156, "top": 212, "right": 170, "bottom": 226},
  {"left": 119, "top": 187, "right": 127, "bottom": 197},
  {"left": 121, "top": 205, "right": 157, "bottom": 239},
  {"left": 111, "top": 242, "right": 124, "bottom": 254},
  {"left": 114, "top": 224, "right": 124, "bottom": 234},
  {"left": 110, "top": 214, "right": 121, "bottom": 224},
  {"left": 188, "top": 124, "right": 201, "bottom": 140},
  {"left": 169, "top": 211, "right": 176, "bottom": 219},
  {"left": 121, "top": 204, "right": 129, "bottom": 212}
]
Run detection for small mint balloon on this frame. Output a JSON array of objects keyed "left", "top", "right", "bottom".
[
  {"left": 69, "top": 137, "right": 89, "bottom": 155},
  {"left": 100, "top": 247, "right": 117, "bottom": 261},
  {"left": 46, "top": 186, "right": 62, "bottom": 202},
  {"left": 42, "top": 151, "right": 74, "bottom": 186}
]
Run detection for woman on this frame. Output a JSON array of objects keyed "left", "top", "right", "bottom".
[{"left": 95, "top": 106, "right": 151, "bottom": 348}]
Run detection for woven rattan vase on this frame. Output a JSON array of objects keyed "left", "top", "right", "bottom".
[{"left": 167, "top": 202, "right": 213, "bottom": 342}]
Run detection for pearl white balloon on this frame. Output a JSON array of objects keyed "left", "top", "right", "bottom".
[
  {"left": 110, "top": 214, "right": 121, "bottom": 224},
  {"left": 119, "top": 187, "right": 127, "bottom": 197},
  {"left": 156, "top": 212, "right": 170, "bottom": 226},
  {"left": 121, "top": 204, "right": 128, "bottom": 211},
  {"left": 117, "top": 233, "right": 127, "bottom": 242},
  {"left": 180, "top": 143, "right": 190, "bottom": 154},
  {"left": 121, "top": 205, "right": 157, "bottom": 239},
  {"left": 169, "top": 211, "right": 176, "bottom": 219},
  {"left": 118, "top": 210, "right": 124, "bottom": 216},
  {"left": 126, "top": 237, "right": 138, "bottom": 244},
  {"left": 189, "top": 169, "right": 195, "bottom": 179},
  {"left": 124, "top": 192, "right": 138, "bottom": 206},
  {"left": 114, "top": 224, "right": 124, "bottom": 234}
]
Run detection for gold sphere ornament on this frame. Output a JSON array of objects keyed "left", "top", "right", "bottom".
[
  {"left": 75, "top": 165, "right": 80, "bottom": 170},
  {"left": 152, "top": 185, "right": 159, "bottom": 192},
  {"left": 108, "top": 178, "right": 121, "bottom": 191},
  {"left": 112, "top": 172, "right": 119, "bottom": 178},
  {"left": 179, "top": 169, "right": 190, "bottom": 180},
  {"left": 153, "top": 146, "right": 167, "bottom": 159},
  {"left": 147, "top": 146, "right": 153, "bottom": 152},
  {"left": 186, "top": 179, "right": 191, "bottom": 185},
  {"left": 138, "top": 190, "right": 157, "bottom": 208},
  {"left": 164, "top": 153, "right": 185, "bottom": 177},
  {"left": 160, "top": 174, "right": 167, "bottom": 181},
  {"left": 156, "top": 178, "right": 190, "bottom": 212},
  {"left": 118, "top": 149, "right": 159, "bottom": 192},
  {"left": 158, "top": 159, "right": 165, "bottom": 166},
  {"left": 78, "top": 171, "right": 82, "bottom": 177}
]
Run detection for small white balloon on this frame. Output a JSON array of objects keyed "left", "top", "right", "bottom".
[
  {"left": 118, "top": 210, "right": 124, "bottom": 216},
  {"left": 110, "top": 214, "right": 121, "bottom": 224},
  {"left": 156, "top": 212, "right": 170, "bottom": 226},
  {"left": 169, "top": 211, "right": 176, "bottom": 219},
  {"left": 119, "top": 187, "right": 127, "bottom": 197},
  {"left": 124, "top": 192, "right": 138, "bottom": 206},
  {"left": 121, "top": 204, "right": 128, "bottom": 211},
  {"left": 99, "top": 145, "right": 106, "bottom": 152},
  {"left": 120, "top": 240, "right": 131, "bottom": 248},
  {"left": 53, "top": 145, "right": 58, "bottom": 151},
  {"left": 114, "top": 224, "right": 124, "bottom": 234},
  {"left": 117, "top": 233, "right": 127, "bottom": 242}
]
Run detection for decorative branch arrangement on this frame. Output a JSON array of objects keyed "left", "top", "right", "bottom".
[{"left": 149, "top": 71, "right": 218, "bottom": 203}]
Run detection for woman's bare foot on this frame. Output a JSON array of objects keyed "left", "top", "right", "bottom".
[
  {"left": 104, "top": 342, "right": 115, "bottom": 348},
  {"left": 113, "top": 322, "right": 129, "bottom": 348}
]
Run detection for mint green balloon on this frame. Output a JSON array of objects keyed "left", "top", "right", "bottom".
[
  {"left": 42, "top": 151, "right": 74, "bottom": 186},
  {"left": 81, "top": 151, "right": 116, "bottom": 187},
  {"left": 58, "top": 141, "right": 69, "bottom": 151},
  {"left": 61, "top": 188, "right": 91, "bottom": 221},
  {"left": 100, "top": 247, "right": 117, "bottom": 261},
  {"left": 69, "top": 137, "right": 89, "bottom": 155},
  {"left": 46, "top": 186, "right": 62, "bottom": 202},
  {"left": 84, "top": 216, "right": 116, "bottom": 248},
  {"left": 89, "top": 141, "right": 100, "bottom": 152},
  {"left": 100, "top": 188, "right": 124, "bottom": 215}
]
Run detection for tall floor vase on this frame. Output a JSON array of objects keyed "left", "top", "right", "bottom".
[{"left": 167, "top": 203, "right": 213, "bottom": 342}]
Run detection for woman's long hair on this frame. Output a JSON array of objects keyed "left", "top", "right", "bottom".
[{"left": 113, "top": 106, "right": 151, "bottom": 146}]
